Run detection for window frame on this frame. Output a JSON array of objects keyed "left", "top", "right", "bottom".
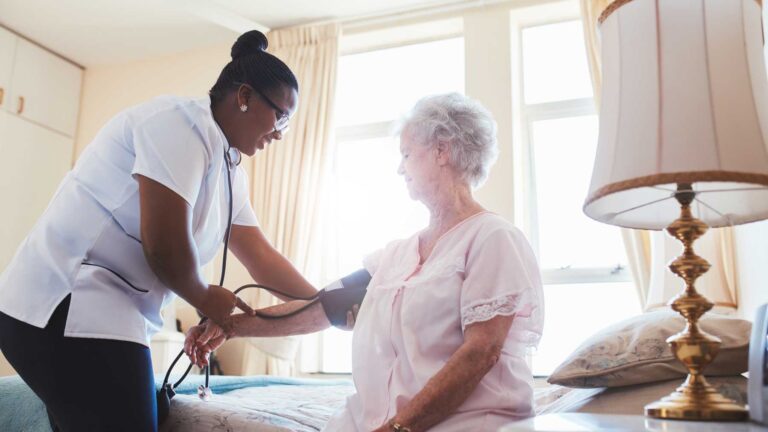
[
  {"left": 302, "top": 34, "right": 467, "bottom": 374},
  {"left": 509, "top": 5, "right": 631, "bottom": 286},
  {"left": 301, "top": 0, "right": 637, "bottom": 375}
]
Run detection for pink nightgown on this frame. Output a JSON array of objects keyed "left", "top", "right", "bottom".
[{"left": 323, "top": 212, "right": 544, "bottom": 432}]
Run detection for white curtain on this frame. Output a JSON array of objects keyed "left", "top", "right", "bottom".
[
  {"left": 645, "top": 231, "right": 738, "bottom": 314},
  {"left": 225, "top": 23, "right": 342, "bottom": 375}
]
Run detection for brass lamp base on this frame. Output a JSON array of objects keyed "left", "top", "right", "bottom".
[
  {"left": 645, "top": 376, "right": 748, "bottom": 420},
  {"left": 644, "top": 184, "right": 747, "bottom": 421}
]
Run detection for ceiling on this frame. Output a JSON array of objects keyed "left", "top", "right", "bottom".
[{"left": 0, "top": 0, "right": 472, "bottom": 66}]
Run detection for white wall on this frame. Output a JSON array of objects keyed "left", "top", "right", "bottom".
[
  {"left": 464, "top": 8, "right": 515, "bottom": 221},
  {"left": 74, "top": 42, "right": 229, "bottom": 157}
]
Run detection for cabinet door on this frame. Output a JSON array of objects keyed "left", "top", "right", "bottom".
[
  {"left": 0, "top": 27, "right": 16, "bottom": 112},
  {"left": 0, "top": 111, "right": 73, "bottom": 271},
  {"left": 8, "top": 39, "right": 82, "bottom": 137}
]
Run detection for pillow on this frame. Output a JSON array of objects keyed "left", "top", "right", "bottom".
[{"left": 547, "top": 310, "right": 750, "bottom": 388}]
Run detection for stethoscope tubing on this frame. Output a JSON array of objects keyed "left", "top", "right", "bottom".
[{"left": 162, "top": 146, "right": 322, "bottom": 395}]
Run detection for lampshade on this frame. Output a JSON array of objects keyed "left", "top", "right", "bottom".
[{"left": 584, "top": 0, "right": 768, "bottom": 230}]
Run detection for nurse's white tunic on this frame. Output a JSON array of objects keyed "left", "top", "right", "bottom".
[{"left": 0, "top": 95, "right": 258, "bottom": 346}]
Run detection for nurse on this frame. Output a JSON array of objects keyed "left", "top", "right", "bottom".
[{"left": 0, "top": 30, "right": 315, "bottom": 431}]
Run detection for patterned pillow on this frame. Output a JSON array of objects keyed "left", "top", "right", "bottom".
[{"left": 547, "top": 310, "right": 750, "bottom": 388}]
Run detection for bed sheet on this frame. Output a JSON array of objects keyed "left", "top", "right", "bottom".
[
  {"left": 162, "top": 383, "right": 354, "bottom": 431},
  {"left": 0, "top": 374, "right": 353, "bottom": 432},
  {"left": 0, "top": 373, "right": 746, "bottom": 432}
]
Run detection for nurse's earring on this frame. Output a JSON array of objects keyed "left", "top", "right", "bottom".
[{"left": 239, "top": 104, "right": 248, "bottom": 113}]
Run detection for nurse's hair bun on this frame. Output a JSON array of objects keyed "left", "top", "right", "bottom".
[
  {"left": 209, "top": 30, "right": 297, "bottom": 102},
  {"left": 231, "top": 30, "right": 269, "bottom": 60}
]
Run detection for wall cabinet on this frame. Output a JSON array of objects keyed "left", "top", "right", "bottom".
[
  {"left": 9, "top": 38, "right": 82, "bottom": 137},
  {"left": 0, "top": 26, "right": 82, "bottom": 376},
  {"left": 0, "top": 26, "right": 81, "bottom": 274},
  {"left": 0, "top": 110, "right": 74, "bottom": 269},
  {"left": 0, "top": 28, "right": 14, "bottom": 106},
  {"left": 0, "top": 27, "right": 82, "bottom": 137}
]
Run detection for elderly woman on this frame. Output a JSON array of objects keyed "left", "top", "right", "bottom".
[{"left": 187, "top": 93, "right": 544, "bottom": 432}]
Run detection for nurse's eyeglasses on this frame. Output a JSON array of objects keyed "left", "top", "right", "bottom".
[{"left": 234, "top": 82, "right": 291, "bottom": 133}]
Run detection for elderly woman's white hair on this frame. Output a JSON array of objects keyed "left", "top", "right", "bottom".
[{"left": 397, "top": 93, "right": 498, "bottom": 188}]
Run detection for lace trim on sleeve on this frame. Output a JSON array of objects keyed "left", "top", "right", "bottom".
[{"left": 461, "top": 293, "right": 526, "bottom": 331}]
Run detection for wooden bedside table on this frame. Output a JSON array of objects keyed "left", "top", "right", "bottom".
[{"left": 499, "top": 413, "right": 768, "bottom": 432}]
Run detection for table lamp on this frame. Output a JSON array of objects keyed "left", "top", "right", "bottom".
[{"left": 584, "top": 0, "right": 768, "bottom": 421}]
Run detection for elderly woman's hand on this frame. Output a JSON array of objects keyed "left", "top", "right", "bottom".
[
  {"left": 184, "top": 320, "right": 230, "bottom": 367},
  {"left": 372, "top": 420, "right": 412, "bottom": 432}
]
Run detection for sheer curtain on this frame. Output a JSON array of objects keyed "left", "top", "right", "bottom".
[
  {"left": 578, "top": 0, "right": 737, "bottom": 312},
  {"left": 221, "top": 23, "right": 342, "bottom": 375}
]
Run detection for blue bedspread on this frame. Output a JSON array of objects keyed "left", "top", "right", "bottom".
[{"left": 0, "top": 374, "right": 352, "bottom": 432}]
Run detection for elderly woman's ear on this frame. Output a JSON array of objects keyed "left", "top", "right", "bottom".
[{"left": 435, "top": 140, "right": 451, "bottom": 166}]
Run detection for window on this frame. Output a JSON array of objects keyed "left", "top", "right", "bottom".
[
  {"left": 301, "top": 37, "right": 465, "bottom": 374},
  {"left": 299, "top": 4, "right": 642, "bottom": 376},
  {"left": 514, "top": 18, "right": 640, "bottom": 375}
]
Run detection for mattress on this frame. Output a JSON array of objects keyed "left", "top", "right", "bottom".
[
  {"left": 0, "top": 374, "right": 353, "bottom": 432},
  {"left": 162, "top": 382, "right": 354, "bottom": 431},
  {"left": 0, "top": 373, "right": 747, "bottom": 432}
]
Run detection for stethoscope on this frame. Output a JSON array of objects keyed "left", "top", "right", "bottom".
[{"left": 157, "top": 143, "right": 323, "bottom": 424}]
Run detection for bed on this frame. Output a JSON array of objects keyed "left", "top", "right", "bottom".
[
  {"left": 0, "top": 310, "right": 751, "bottom": 431},
  {"left": 152, "top": 309, "right": 754, "bottom": 432},
  {"left": 0, "top": 374, "right": 354, "bottom": 432},
  {"left": 164, "top": 377, "right": 748, "bottom": 431},
  {"left": 0, "top": 373, "right": 747, "bottom": 432}
]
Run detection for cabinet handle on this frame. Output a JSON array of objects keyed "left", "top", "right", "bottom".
[
  {"left": 0, "top": 87, "right": 4, "bottom": 106},
  {"left": 17, "top": 96, "right": 24, "bottom": 115}
]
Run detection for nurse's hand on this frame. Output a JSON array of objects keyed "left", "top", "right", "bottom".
[
  {"left": 184, "top": 321, "right": 228, "bottom": 368},
  {"left": 199, "top": 284, "right": 254, "bottom": 330}
]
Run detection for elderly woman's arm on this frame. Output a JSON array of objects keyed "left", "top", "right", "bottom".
[
  {"left": 185, "top": 299, "right": 360, "bottom": 367},
  {"left": 184, "top": 300, "right": 330, "bottom": 366},
  {"left": 377, "top": 314, "right": 515, "bottom": 432}
]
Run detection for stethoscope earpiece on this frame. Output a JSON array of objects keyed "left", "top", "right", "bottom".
[{"left": 226, "top": 146, "right": 242, "bottom": 168}]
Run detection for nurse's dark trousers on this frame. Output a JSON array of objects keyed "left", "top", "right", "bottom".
[{"left": 0, "top": 295, "right": 158, "bottom": 431}]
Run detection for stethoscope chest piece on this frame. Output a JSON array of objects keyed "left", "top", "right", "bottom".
[{"left": 197, "top": 384, "right": 213, "bottom": 401}]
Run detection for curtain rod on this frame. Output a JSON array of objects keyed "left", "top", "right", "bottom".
[{"left": 274, "top": 0, "right": 553, "bottom": 33}]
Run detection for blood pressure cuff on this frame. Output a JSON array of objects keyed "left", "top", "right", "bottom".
[{"left": 319, "top": 268, "right": 371, "bottom": 327}]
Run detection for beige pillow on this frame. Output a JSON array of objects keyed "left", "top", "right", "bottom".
[{"left": 547, "top": 310, "right": 750, "bottom": 388}]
